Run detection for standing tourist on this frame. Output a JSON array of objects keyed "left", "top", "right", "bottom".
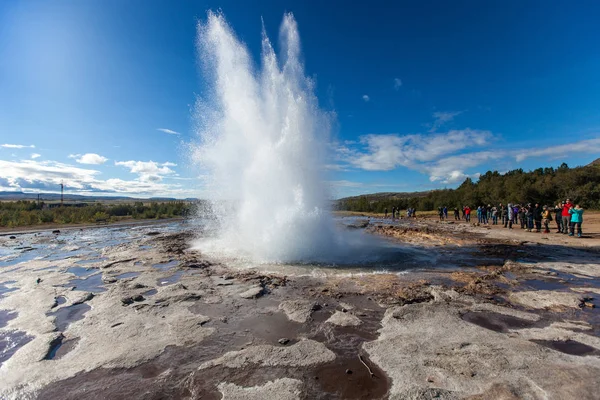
[
  {"left": 506, "top": 203, "right": 514, "bottom": 229},
  {"left": 542, "top": 205, "right": 552, "bottom": 233},
  {"left": 454, "top": 207, "right": 460, "bottom": 220},
  {"left": 533, "top": 203, "right": 543, "bottom": 232},
  {"left": 491, "top": 205, "right": 498, "bottom": 225},
  {"left": 569, "top": 204, "right": 584, "bottom": 237},
  {"left": 561, "top": 199, "right": 573, "bottom": 235},
  {"left": 465, "top": 206, "right": 471, "bottom": 222},
  {"left": 526, "top": 204, "right": 534, "bottom": 232},
  {"left": 518, "top": 205, "right": 526, "bottom": 229},
  {"left": 554, "top": 204, "right": 563, "bottom": 233}
]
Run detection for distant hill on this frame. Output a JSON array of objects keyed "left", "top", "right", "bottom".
[
  {"left": 588, "top": 158, "right": 600, "bottom": 166},
  {"left": 0, "top": 191, "right": 186, "bottom": 202},
  {"left": 336, "top": 191, "right": 431, "bottom": 202}
]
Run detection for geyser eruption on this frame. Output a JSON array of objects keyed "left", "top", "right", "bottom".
[{"left": 193, "top": 12, "right": 338, "bottom": 263}]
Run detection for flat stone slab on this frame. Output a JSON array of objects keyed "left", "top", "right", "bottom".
[
  {"left": 198, "top": 339, "right": 336, "bottom": 369},
  {"left": 279, "top": 300, "right": 318, "bottom": 323},
  {"left": 325, "top": 311, "right": 362, "bottom": 326},
  {"left": 509, "top": 290, "right": 583, "bottom": 310},
  {"left": 239, "top": 286, "right": 264, "bottom": 299},
  {"left": 218, "top": 378, "right": 302, "bottom": 400}
]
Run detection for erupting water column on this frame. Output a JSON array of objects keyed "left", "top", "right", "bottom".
[{"left": 193, "top": 12, "right": 338, "bottom": 263}]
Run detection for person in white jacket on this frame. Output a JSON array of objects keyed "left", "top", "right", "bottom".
[{"left": 506, "top": 203, "right": 514, "bottom": 229}]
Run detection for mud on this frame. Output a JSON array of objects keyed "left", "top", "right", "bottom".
[{"left": 1, "top": 218, "right": 600, "bottom": 399}]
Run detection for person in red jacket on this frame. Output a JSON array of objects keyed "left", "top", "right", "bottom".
[
  {"left": 464, "top": 206, "right": 471, "bottom": 222},
  {"left": 561, "top": 199, "right": 573, "bottom": 234}
]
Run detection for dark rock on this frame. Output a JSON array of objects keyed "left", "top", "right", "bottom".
[
  {"left": 278, "top": 338, "right": 290, "bottom": 345},
  {"left": 131, "top": 283, "right": 146, "bottom": 289},
  {"left": 132, "top": 295, "right": 145, "bottom": 302},
  {"left": 36, "top": 278, "right": 42, "bottom": 284},
  {"left": 121, "top": 297, "right": 134, "bottom": 305},
  {"left": 146, "top": 231, "right": 161, "bottom": 236},
  {"left": 9, "top": 236, "right": 16, "bottom": 239},
  {"left": 110, "top": 322, "right": 123, "bottom": 328},
  {"left": 52, "top": 230, "right": 60, "bottom": 234},
  {"left": 345, "top": 369, "right": 352, "bottom": 374}
]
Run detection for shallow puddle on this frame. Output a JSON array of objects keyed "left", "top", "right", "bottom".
[
  {"left": 0, "top": 330, "right": 33, "bottom": 365},
  {"left": 531, "top": 339, "right": 599, "bottom": 356},
  {"left": 75, "top": 258, "right": 107, "bottom": 265},
  {"left": 461, "top": 311, "right": 538, "bottom": 333},
  {"left": 48, "top": 303, "right": 91, "bottom": 332},
  {"left": 157, "top": 271, "right": 185, "bottom": 286},
  {"left": 0, "top": 309, "right": 18, "bottom": 328},
  {"left": 115, "top": 272, "right": 141, "bottom": 280},
  {"left": 64, "top": 273, "right": 106, "bottom": 293},
  {"left": 153, "top": 260, "right": 179, "bottom": 271},
  {"left": 45, "top": 336, "right": 80, "bottom": 360},
  {"left": 67, "top": 266, "right": 98, "bottom": 277},
  {"left": 0, "top": 281, "right": 18, "bottom": 297}
]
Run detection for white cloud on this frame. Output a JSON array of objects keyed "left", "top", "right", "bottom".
[
  {"left": 72, "top": 153, "right": 109, "bottom": 165},
  {"left": 515, "top": 138, "right": 600, "bottom": 162},
  {"left": 31, "top": 153, "right": 41, "bottom": 159},
  {"left": 427, "top": 151, "right": 501, "bottom": 183},
  {"left": 430, "top": 111, "right": 463, "bottom": 132},
  {"left": 157, "top": 128, "right": 180, "bottom": 135},
  {"left": 115, "top": 160, "right": 176, "bottom": 182},
  {"left": 0, "top": 159, "right": 189, "bottom": 197},
  {"left": 347, "top": 129, "right": 492, "bottom": 172},
  {"left": 362, "top": 95, "right": 370, "bottom": 102},
  {"left": 162, "top": 162, "right": 177, "bottom": 167},
  {"left": 393, "top": 78, "right": 402, "bottom": 90},
  {"left": 1, "top": 144, "right": 35, "bottom": 149}
]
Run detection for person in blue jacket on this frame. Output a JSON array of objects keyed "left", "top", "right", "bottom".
[{"left": 569, "top": 204, "right": 584, "bottom": 237}]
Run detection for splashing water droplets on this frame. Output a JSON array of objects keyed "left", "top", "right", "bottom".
[{"left": 193, "top": 12, "right": 337, "bottom": 263}]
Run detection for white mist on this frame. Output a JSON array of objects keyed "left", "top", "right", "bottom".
[{"left": 193, "top": 12, "right": 340, "bottom": 263}]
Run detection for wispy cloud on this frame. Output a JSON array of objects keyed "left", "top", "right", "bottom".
[
  {"left": 69, "top": 153, "right": 109, "bottom": 165},
  {"left": 393, "top": 78, "right": 402, "bottom": 90},
  {"left": 1, "top": 144, "right": 35, "bottom": 149},
  {"left": 157, "top": 128, "right": 180, "bottom": 135},
  {"left": 115, "top": 160, "right": 176, "bottom": 182},
  {"left": 362, "top": 95, "right": 370, "bottom": 102},
  {"left": 515, "top": 138, "right": 600, "bottom": 162},
  {"left": 429, "top": 111, "right": 463, "bottom": 132},
  {"left": 31, "top": 153, "right": 41, "bottom": 159}
]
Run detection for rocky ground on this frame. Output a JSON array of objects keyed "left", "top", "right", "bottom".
[{"left": 0, "top": 217, "right": 599, "bottom": 399}]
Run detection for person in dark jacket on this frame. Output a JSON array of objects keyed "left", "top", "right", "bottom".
[
  {"left": 526, "top": 204, "right": 534, "bottom": 232},
  {"left": 454, "top": 207, "right": 460, "bottom": 220},
  {"left": 533, "top": 203, "right": 543, "bottom": 232},
  {"left": 554, "top": 204, "right": 563, "bottom": 233},
  {"left": 518, "top": 205, "right": 526, "bottom": 229}
]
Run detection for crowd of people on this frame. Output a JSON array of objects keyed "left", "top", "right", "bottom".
[{"left": 436, "top": 199, "right": 584, "bottom": 237}]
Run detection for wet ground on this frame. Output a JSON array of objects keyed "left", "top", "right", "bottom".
[{"left": 0, "top": 217, "right": 599, "bottom": 399}]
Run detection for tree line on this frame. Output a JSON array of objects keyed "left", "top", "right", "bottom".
[
  {"left": 335, "top": 162, "right": 600, "bottom": 213},
  {"left": 0, "top": 201, "right": 197, "bottom": 228}
]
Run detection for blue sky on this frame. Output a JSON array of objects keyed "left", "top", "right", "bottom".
[{"left": 1, "top": 0, "right": 599, "bottom": 198}]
